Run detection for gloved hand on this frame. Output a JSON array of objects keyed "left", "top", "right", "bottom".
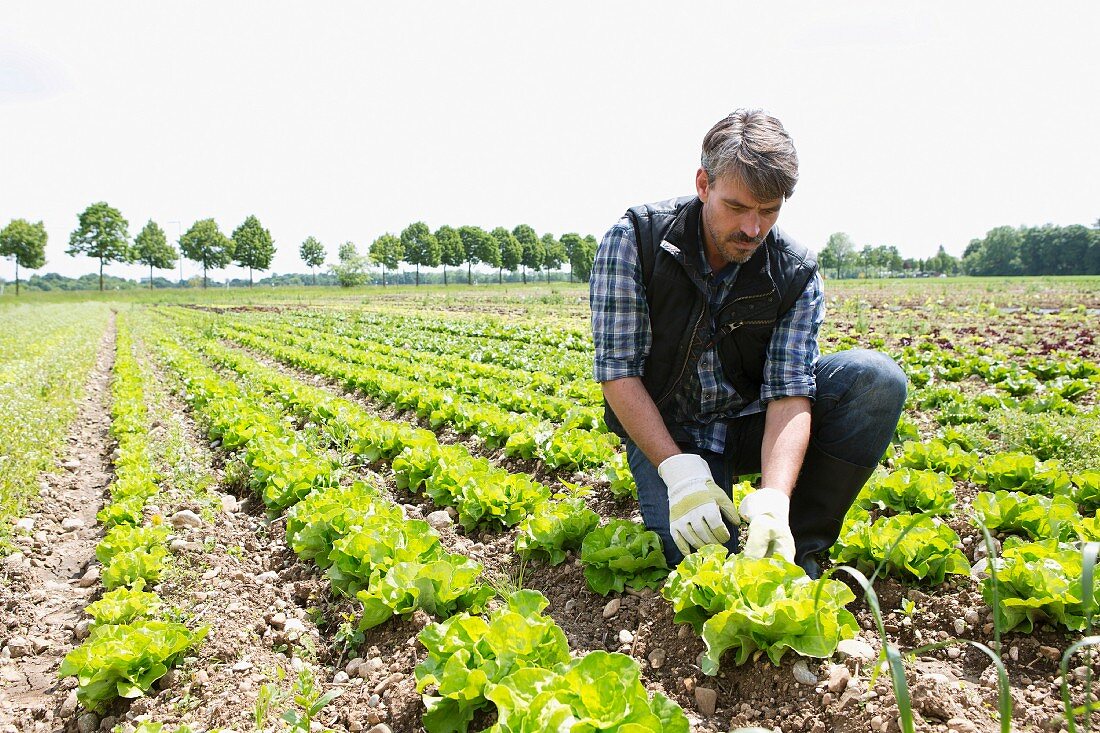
[
  {"left": 738, "top": 487, "right": 796, "bottom": 562},
  {"left": 658, "top": 453, "right": 740, "bottom": 556}
]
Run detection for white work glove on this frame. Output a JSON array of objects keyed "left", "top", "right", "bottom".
[
  {"left": 658, "top": 453, "right": 740, "bottom": 557},
  {"left": 738, "top": 487, "right": 796, "bottom": 563}
]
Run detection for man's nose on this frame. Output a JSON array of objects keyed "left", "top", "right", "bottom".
[{"left": 741, "top": 212, "right": 761, "bottom": 238}]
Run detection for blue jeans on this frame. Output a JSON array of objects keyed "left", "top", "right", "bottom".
[{"left": 628, "top": 349, "right": 907, "bottom": 566}]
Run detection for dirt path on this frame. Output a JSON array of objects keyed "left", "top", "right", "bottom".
[{"left": 0, "top": 312, "right": 117, "bottom": 732}]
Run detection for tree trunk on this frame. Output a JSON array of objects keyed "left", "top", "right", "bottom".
[
  {"left": 468, "top": 261, "right": 472, "bottom": 285},
  {"left": 203, "top": 265, "right": 208, "bottom": 289},
  {"left": 382, "top": 267, "right": 386, "bottom": 287},
  {"left": 99, "top": 260, "right": 104, "bottom": 291},
  {"left": 522, "top": 266, "right": 526, "bottom": 285},
  {"left": 498, "top": 266, "right": 502, "bottom": 284},
  {"left": 150, "top": 262, "right": 154, "bottom": 289},
  {"left": 249, "top": 266, "right": 253, "bottom": 287},
  {"left": 14, "top": 261, "right": 19, "bottom": 296},
  {"left": 443, "top": 265, "right": 448, "bottom": 286},
  {"left": 312, "top": 267, "right": 317, "bottom": 286},
  {"left": 415, "top": 264, "right": 420, "bottom": 286}
]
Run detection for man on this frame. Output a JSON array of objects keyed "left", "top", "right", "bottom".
[{"left": 590, "top": 109, "right": 907, "bottom": 578}]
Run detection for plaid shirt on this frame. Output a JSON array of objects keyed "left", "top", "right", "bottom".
[{"left": 590, "top": 215, "right": 825, "bottom": 454}]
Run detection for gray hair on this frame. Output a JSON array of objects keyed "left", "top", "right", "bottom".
[{"left": 701, "top": 109, "right": 799, "bottom": 201}]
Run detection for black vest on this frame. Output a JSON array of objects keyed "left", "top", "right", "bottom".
[{"left": 603, "top": 196, "right": 818, "bottom": 440}]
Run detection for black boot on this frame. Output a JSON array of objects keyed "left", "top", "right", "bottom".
[{"left": 789, "top": 442, "right": 877, "bottom": 579}]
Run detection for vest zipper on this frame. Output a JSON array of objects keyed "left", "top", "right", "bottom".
[
  {"left": 653, "top": 306, "right": 706, "bottom": 407},
  {"left": 702, "top": 318, "right": 772, "bottom": 350}
]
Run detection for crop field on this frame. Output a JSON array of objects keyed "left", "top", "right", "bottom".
[{"left": 1, "top": 278, "right": 1099, "bottom": 733}]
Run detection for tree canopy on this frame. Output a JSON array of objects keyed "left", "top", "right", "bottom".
[
  {"left": 332, "top": 240, "right": 368, "bottom": 287},
  {"left": 67, "top": 201, "right": 131, "bottom": 291},
  {"left": 180, "top": 218, "right": 233, "bottom": 288},
  {"left": 369, "top": 233, "right": 403, "bottom": 286},
  {"left": 492, "top": 226, "right": 522, "bottom": 283},
  {"left": 299, "top": 236, "right": 326, "bottom": 285},
  {"left": 0, "top": 218, "right": 48, "bottom": 295},
  {"left": 458, "top": 225, "right": 495, "bottom": 284},
  {"left": 231, "top": 215, "right": 276, "bottom": 286},
  {"left": 400, "top": 221, "right": 440, "bottom": 286},
  {"left": 435, "top": 225, "right": 465, "bottom": 285},
  {"left": 515, "top": 224, "right": 544, "bottom": 284},
  {"left": 133, "top": 219, "right": 177, "bottom": 289}
]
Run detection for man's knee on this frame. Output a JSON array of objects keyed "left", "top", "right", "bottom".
[{"left": 820, "top": 349, "right": 907, "bottom": 409}]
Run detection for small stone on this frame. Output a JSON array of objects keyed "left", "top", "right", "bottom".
[
  {"left": 169, "top": 510, "right": 202, "bottom": 529},
  {"left": 969, "top": 558, "right": 989, "bottom": 577},
  {"left": 682, "top": 677, "right": 695, "bottom": 692},
  {"left": 193, "top": 670, "right": 210, "bottom": 685},
  {"left": 564, "top": 599, "right": 577, "bottom": 613},
  {"left": 5, "top": 637, "right": 31, "bottom": 658},
  {"left": 964, "top": 608, "right": 980, "bottom": 625},
  {"left": 255, "top": 570, "right": 278, "bottom": 583},
  {"left": 812, "top": 720, "right": 827, "bottom": 733},
  {"left": 953, "top": 618, "right": 966, "bottom": 635},
  {"left": 219, "top": 494, "right": 239, "bottom": 513},
  {"left": 366, "top": 725, "right": 393, "bottom": 733},
  {"left": 946, "top": 647, "right": 961, "bottom": 659},
  {"left": 1009, "top": 645, "right": 1018, "bottom": 661},
  {"left": 425, "top": 510, "right": 453, "bottom": 530},
  {"left": 602, "top": 598, "right": 620, "bottom": 618},
  {"left": 63, "top": 459, "right": 80, "bottom": 471},
  {"left": 827, "top": 664, "right": 850, "bottom": 693},
  {"left": 232, "top": 660, "right": 253, "bottom": 672},
  {"left": 267, "top": 612, "right": 287, "bottom": 629},
  {"left": 793, "top": 659, "right": 818, "bottom": 686},
  {"left": 76, "top": 713, "right": 98, "bottom": 733},
  {"left": 58, "top": 690, "right": 79, "bottom": 718},
  {"left": 348, "top": 722, "right": 364, "bottom": 733},
  {"left": 618, "top": 629, "right": 633, "bottom": 644},
  {"left": 78, "top": 565, "right": 100, "bottom": 588},
  {"left": 1038, "top": 645, "right": 1060, "bottom": 661},
  {"left": 374, "top": 672, "right": 402, "bottom": 694},
  {"left": 333, "top": 671, "right": 350, "bottom": 684},
  {"left": 29, "top": 636, "right": 49, "bottom": 654},
  {"left": 694, "top": 685, "right": 717, "bottom": 716},
  {"left": 61, "top": 517, "right": 84, "bottom": 532},
  {"left": 73, "top": 619, "right": 91, "bottom": 642},
  {"left": 836, "top": 638, "right": 875, "bottom": 661},
  {"left": 677, "top": 624, "right": 691, "bottom": 639},
  {"left": 947, "top": 718, "right": 979, "bottom": 733},
  {"left": 870, "top": 715, "right": 883, "bottom": 731},
  {"left": 99, "top": 716, "right": 118, "bottom": 732},
  {"left": 14, "top": 518, "right": 34, "bottom": 533},
  {"left": 346, "top": 658, "right": 362, "bottom": 677},
  {"left": 648, "top": 648, "right": 666, "bottom": 669}
]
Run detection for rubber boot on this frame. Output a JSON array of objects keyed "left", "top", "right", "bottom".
[{"left": 789, "top": 442, "right": 877, "bottom": 579}]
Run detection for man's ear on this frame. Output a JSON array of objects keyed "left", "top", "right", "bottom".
[{"left": 695, "top": 168, "right": 709, "bottom": 202}]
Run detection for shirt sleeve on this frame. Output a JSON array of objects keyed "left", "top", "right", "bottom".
[
  {"left": 759, "top": 269, "right": 825, "bottom": 404},
  {"left": 590, "top": 218, "right": 651, "bottom": 383}
]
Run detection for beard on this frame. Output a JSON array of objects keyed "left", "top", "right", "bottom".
[{"left": 704, "top": 214, "right": 765, "bottom": 265}]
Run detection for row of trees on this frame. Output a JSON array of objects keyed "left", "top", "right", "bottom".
[
  {"left": 817, "top": 233, "right": 963, "bottom": 279},
  {"left": 0, "top": 204, "right": 600, "bottom": 294},
  {"left": 818, "top": 221, "right": 1100, "bottom": 279},
  {"left": 0, "top": 202, "right": 276, "bottom": 293},
  {"left": 332, "top": 223, "right": 598, "bottom": 288},
  {"left": 962, "top": 223, "right": 1100, "bottom": 276}
]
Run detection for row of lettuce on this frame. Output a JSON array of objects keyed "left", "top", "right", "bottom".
[{"left": 59, "top": 315, "right": 207, "bottom": 713}]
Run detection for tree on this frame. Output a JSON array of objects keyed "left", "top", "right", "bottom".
[
  {"left": 512, "top": 224, "right": 541, "bottom": 284},
  {"left": 332, "top": 241, "right": 369, "bottom": 287},
  {"left": 574, "top": 235, "right": 598, "bottom": 283},
  {"left": 435, "top": 225, "right": 465, "bottom": 286},
  {"left": 67, "top": 202, "right": 131, "bottom": 291},
  {"left": 560, "top": 233, "right": 596, "bottom": 283},
  {"left": 0, "top": 219, "right": 47, "bottom": 295},
  {"left": 231, "top": 215, "right": 275, "bottom": 287},
  {"left": 492, "top": 227, "right": 522, "bottom": 284},
  {"left": 926, "top": 245, "right": 958, "bottom": 276},
  {"left": 369, "top": 233, "right": 403, "bottom": 286},
  {"left": 818, "top": 232, "right": 855, "bottom": 279},
  {"left": 133, "top": 219, "right": 177, "bottom": 289},
  {"left": 299, "top": 236, "right": 326, "bottom": 285},
  {"left": 400, "top": 221, "right": 440, "bottom": 286},
  {"left": 179, "top": 218, "right": 234, "bottom": 288},
  {"left": 458, "top": 225, "right": 495, "bottom": 285},
  {"left": 540, "top": 232, "right": 565, "bottom": 282}
]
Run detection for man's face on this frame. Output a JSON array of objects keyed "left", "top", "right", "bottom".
[{"left": 696, "top": 168, "right": 783, "bottom": 265}]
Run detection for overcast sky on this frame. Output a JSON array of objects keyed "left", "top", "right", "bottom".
[{"left": 2, "top": 2, "right": 1098, "bottom": 282}]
